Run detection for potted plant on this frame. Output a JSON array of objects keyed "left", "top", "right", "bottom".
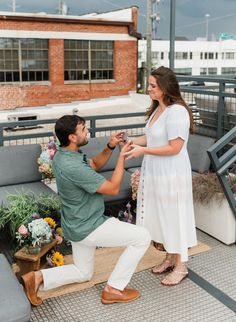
[
  {"left": 192, "top": 172, "right": 236, "bottom": 245},
  {"left": 0, "top": 193, "right": 61, "bottom": 247}
]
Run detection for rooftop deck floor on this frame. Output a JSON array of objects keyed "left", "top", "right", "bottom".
[{"left": 30, "top": 229, "right": 236, "bottom": 322}]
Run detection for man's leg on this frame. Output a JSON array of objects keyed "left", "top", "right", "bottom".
[
  {"left": 81, "top": 217, "right": 151, "bottom": 303},
  {"left": 40, "top": 242, "right": 96, "bottom": 290},
  {"left": 21, "top": 242, "right": 96, "bottom": 305}
]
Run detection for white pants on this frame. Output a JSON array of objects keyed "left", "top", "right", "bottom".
[{"left": 41, "top": 217, "right": 151, "bottom": 291}]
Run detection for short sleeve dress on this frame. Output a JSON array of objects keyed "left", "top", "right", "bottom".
[{"left": 136, "top": 104, "right": 197, "bottom": 262}]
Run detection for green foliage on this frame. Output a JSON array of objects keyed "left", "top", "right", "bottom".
[
  {"left": 0, "top": 192, "right": 61, "bottom": 238},
  {"left": 0, "top": 193, "right": 38, "bottom": 238},
  {"left": 36, "top": 193, "right": 61, "bottom": 217},
  {"left": 137, "top": 88, "right": 146, "bottom": 94}
]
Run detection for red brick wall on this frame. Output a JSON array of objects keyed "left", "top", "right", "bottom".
[{"left": 0, "top": 19, "right": 138, "bottom": 110}]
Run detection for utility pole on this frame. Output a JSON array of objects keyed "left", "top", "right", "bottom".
[
  {"left": 169, "top": 0, "right": 176, "bottom": 70},
  {"left": 146, "top": 0, "right": 153, "bottom": 92},
  {"left": 12, "top": 0, "right": 16, "bottom": 12},
  {"left": 58, "top": 0, "right": 68, "bottom": 15},
  {"left": 205, "top": 14, "right": 210, "bottom": 40}
]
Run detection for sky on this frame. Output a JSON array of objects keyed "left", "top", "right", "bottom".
[{"left": 0, "top": 0, "right": 236, "bottom": 40}]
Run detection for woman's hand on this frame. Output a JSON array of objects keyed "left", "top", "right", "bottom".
[{"left": 124, "top": 144, "right": 145, "bottom": 160}]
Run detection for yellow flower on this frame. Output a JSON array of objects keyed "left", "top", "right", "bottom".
[
  {"left": 52, "top": 251, "right": 64, "bottom": 266},
  {"left": 56, "top": 227, "right": 63, "bottom": 236},
  {"left": 44, "top": 217, "right": 56, "bottom": 228}
]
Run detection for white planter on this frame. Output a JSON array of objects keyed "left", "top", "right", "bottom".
[{"left": 194, "top": 196, "right": 236, "bottom": 245}]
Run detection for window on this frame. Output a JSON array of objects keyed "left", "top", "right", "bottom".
[
  {"left": 64, "top": 40, "right": 114, "bottom": 81},
  {"left": 138, "top": 51, "right": 142, "bottom": 60},
  {"left": 200, "top": 67, "right": 217, "bottom": 75},
  {"left": 222, "top": 67, "right": 236, "bottom": 75},
  {"left": 208, "top": 52, "right": 214, "bottom": 59},
  {"left": 200, "top": 52, "right": 203, "bottom": 59},
  {"left": 0, "top": 38, "right": 48, "bottom": 83},
  {"left": 174, "top": 68, "right": 192, "bottom": 75},
  {"left": 175, "top": 52, "right": 188, "bottom": 60},
  {"left": 225, "top": 52, "right": 234, "bottom": 59},
  {"left": 161, "top": 52, "right": 164, "bottom": 59},
  {"left": 208, "top": 67, "right": 217, "bottom": 75},
  {"left": 200, "top": 68, "right": 207, "bottom": 75},
  {"left": 152, "top": 51, "right": 158, "bottom": 59}
]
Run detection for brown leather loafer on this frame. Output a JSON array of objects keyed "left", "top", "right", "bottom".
[
  {"left": 101, "top": 288, "right": 140, "bottom": 304},
  {"left": 21, "top": 271, "right": 43, "bottom": 306}
]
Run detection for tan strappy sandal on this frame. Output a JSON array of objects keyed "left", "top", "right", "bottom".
[
  {"left": 152, "top": 258, "right": 174, "bottom": 274},
  {"left": 161, "top": 268, "right": 188, "bottom": 286}
]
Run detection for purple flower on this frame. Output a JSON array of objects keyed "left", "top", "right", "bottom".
[
  {"left": 47, "top": 256, "right": 54, "bottom": 267},
  {"left": 48, "top": 141, "right": 57, "bottom": 150},
  {"left": 126, "top": 202, "right": 131, "bottom": 210},
  {"left": 31, "top": 213, "right": 40, "bottom": 219},
  {"left": 124, "top": 211, "right": 129, "bottom": 219}
]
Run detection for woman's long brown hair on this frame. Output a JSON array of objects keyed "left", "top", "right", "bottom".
[{"left": 146, "top": 66, "right": 194, "bottom": 134}]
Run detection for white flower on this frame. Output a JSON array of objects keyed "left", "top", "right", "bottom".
[{"left": 28, "top": 218, "right": 52, "bottom": 246}]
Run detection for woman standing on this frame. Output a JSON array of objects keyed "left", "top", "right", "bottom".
[{"left": 125, "top": 66, "right": 197, "bottom": 286}]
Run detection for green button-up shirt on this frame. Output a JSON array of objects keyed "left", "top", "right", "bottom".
[{"left": 52, "top": 147, "right": 108, "bottom": 242}]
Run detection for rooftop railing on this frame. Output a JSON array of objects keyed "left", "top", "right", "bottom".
[
  {"left": 0, "top": 75, "right": 236, "bottom": 146},
  {"left": 177, "top": 75, "right": 236, "bottom": 139}
]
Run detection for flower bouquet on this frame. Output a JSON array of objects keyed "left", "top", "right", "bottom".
[
  {"left": 16, "top": 213, "right": 63, "bottom": 254},
  {"left": 37, "top": 139, "right": 58, "bottom": 180},
  {"left": 117, "top": 170, "right": 140, "bottom": 224},
  {"left": 130, "top": 169, "right": 140, "bottom": 201}
]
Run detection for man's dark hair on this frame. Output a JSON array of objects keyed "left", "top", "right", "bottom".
[{"left": 55, "top": 115, "right": 85, "bottom": 147}]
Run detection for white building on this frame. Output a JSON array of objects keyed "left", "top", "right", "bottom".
[{"left": 138, "top": 39, "right": 236, "bottom": 76}]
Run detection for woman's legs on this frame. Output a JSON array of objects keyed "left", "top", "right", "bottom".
[
  {"left": 161, "top": 253, "right": 188, "bottom": 286},
  {"left": 152, "top": 252, "right": 175, "bottom": 274}
]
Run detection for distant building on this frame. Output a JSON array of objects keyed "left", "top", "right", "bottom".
[
  {"left": 138, "top": 39, "right": 236, "bottom": 77},
  {"left": 0, "top": 7, "right": 140, "bottom": 110}
]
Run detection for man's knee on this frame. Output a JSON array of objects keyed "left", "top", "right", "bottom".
[{"left": 80, "top": 270, "right": 93, "bottom": 282}]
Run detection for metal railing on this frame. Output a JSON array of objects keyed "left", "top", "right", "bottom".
[
  {"left": 1, "top": 75, "right": 236, "bottom": 145},
  {"left": 177, "top": 75, "right": 236, "bottom": 139},
  {"left": 207, "top": 126, "right": 236, "bottom": 218},
  {"left": 0, "top": 112, "right": 146, "bottom": 146}
]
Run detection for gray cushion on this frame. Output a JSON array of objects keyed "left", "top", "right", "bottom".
[
  {"left": 82, "top": 136, "right": 120, "bottom": 172},
  {"left": 0, "top": 182, "right": 56, "bottom": 206},
  {"left": 124, "top": 155, "right": 143, "bottom": 171},
  {"left": 0, "top": 254, "right": 31, "bottom": 322},
  {"left": 0, "top": 144, "right": 42, "bottom": 187},
  {"left": 100, "top": 170, "right": 132, "bottom": 203},
  {"left": 187, "top": 134, "right": 215, "bottom": 173}
]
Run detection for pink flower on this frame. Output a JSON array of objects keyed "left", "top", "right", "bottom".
[
  {"left": 49, "top": 149, "right": 56, "bottom": 160},
  {"left": 18, "top": 225, "right": 28, "bottom": 236},
  {"left": 55, "top": 234, "right": 63, "bottom": 244},
  {"left": 124, "top": 211, "right": 129, "bottom": 219},
  {"left": 126, "top": 202, "right": 131, "bottom": 209}
]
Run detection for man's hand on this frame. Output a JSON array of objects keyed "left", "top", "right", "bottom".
[
  {"left": 108, "top": 132, "right": 125, "bottom": 148},
  {"left": 120, "top": 141, "right": 133, "bottom": 158},
  {"left": 123, "top": 144, "right": 145, "bottom": 160}
]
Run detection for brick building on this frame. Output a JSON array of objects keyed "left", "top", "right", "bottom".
[{"left": 0, "top": 7, "right": 140, "bottom": 110}]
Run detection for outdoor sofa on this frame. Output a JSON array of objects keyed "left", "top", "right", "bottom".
[
  {"left": 0, "top": 133, "right": 214, "bottom": 321},
  {"left": 0, "top": 134, "right": 215, "bottom": 207}
]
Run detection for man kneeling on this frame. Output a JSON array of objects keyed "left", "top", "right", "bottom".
[{"left": 22, "top": 115, "right": 151, "bottom": 306}]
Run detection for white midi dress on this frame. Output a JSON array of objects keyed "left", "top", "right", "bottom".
[{"left": 136, "top": 104, "right": 197, "bottom": 262}]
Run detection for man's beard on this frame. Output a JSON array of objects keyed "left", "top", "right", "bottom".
[{"left": 77, "top": 137, "right": 89, "bottom": 147}]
